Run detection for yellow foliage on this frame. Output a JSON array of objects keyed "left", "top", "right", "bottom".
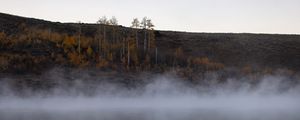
[
  {"left": 107, "top": 52, "right": 113, "bottom": 61},
  {"left": 81, "top": 36, "right": 93, "bottom": 48},
  {"left": 51, "top": 32, "right": 64, "bottom": 43},
  {"left": 63, "top": 36, "right": 76, "bottom": 48},
  {"left": 0, "top": 32, "right": 6, "bottom": 41},
  {"left": 87, "top": 46, "right": 93, "bottom": 57},
  {"left": 68, "top": 52, "right": 81, "bottom": 66},
  {"left": 40, "top": 29, "right": 50, "bottom": 40}
]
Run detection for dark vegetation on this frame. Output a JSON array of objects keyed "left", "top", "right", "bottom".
[{"left": 0, "top": 12, "right": 300, "bottom": 90}]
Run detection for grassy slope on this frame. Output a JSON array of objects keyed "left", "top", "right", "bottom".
[
  {"left": 1, "top": 12, "right": 300, "bottom": 71},
  {"left": 157, "top": 31, "right": 300, "bottom": 70}
]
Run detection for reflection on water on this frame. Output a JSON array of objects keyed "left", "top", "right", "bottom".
[
  {"left": 1, "top": 109, "right": 299, "bottom": 120},
  {"left": 0, "top": 96, "right": 300, "bottom": 120}
]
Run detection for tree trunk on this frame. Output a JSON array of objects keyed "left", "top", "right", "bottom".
[
  {"left": 122, "top": 38, "right": 125, "bottom": 55},
  {"left": 155, "top": 47, "right": 158, "bottom": 64},
  {"left": 98, "top": 25, "right": 101, "bottom": 55},
  {"left": 103, "top": 25, "right": 106, "bottom": 57},
  {"left": 148, "top": 30, "right": 151, "bottom": 50},
  {"left": 144, "top": 29, "right": 147, "bottom": 53},
  {"left": 78, "top": 24, "right": 81, "bottom": 54},
  {"left": 136, "top": 30, "right": 138, "bottom": 48},
  {"left": 127, "top": 39, "right": 130, "bottom": 66},
  {"left": 48, "top": 28, "right": 51, "bottom": 40}
]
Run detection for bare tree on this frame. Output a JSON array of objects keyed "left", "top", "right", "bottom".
[
  {"left": 131, "top": 18, "right": 140, "bottom": 48},
  {"left": 140, "top": 17, "right": 147, "bottom": 29},
  {"left": 97, "top": 16, "right": 108, "bottom": 57},
  {"left": 109, "top": 16, "right": 118, "bottom": 44},
  {"left": 140, "top": 17, "right": 155, "bottom": 53},
  {"left": 97, "top": 16, "right": 109, "bottom": 43},
  {"left": 77, "top": 21, "right": 82, "bottom": 54},
  {"left": 141, "top": 17, "right": 148, "bottom": 52},
  {"left": 146, "top": 19, "right": 155, "bottom": 29},
  {"left": 146, "top": 18, "right": 155, "bottom": 49},
  {"left": 127, "top": 39, "right": 130, "bottom": 67},
  {"left": 97, "top": 16, "right": 109, "bottom": 24},
  {"left": 155, "top": 47, "right": 158, "bottom": 64},
  {"left": 131, "top": 18, "right": 140, "bottom": 28},
  {"left": 96, "top": 20, "right": 101, "bottom": 55},
  {"left": 109, "top": 16, "right": 118, "bottom": 26}
]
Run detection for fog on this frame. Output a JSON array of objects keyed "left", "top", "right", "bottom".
[{"left": 0, "top": 70, "right": 300, "bottom": 120}]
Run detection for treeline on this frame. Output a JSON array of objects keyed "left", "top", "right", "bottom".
[
  {"left": 0, "top": 15, "right": 228, "bottom": 76},
  {"left": 0, "top": 17, "right": 153, "bottom": 71}
]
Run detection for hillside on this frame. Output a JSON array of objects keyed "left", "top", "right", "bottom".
[{"left": 0, "top": 12, "right": 300, "bottom": 76}]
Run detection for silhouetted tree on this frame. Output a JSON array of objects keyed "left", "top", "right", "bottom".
[
  {"left": 146, "top": 19, "right": 154, "bottom": 29},
  {"left": 141, "top": 17, "right": 148, "bottom": 52},
  {"left": 109, "top": 16, "right": 118, "bottom": 44},
  {"left": 109, "top": 16, "right": 118, "bottom": 25},
  {"left": 131, "top": 18, "right": 140, "bottom": 48},
  {"left": 97, "top": 16, "right": 109, "bottom": 58}
]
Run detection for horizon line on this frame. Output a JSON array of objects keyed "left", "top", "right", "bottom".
[{"left": 1, "top": 12, "right": 299, "bottom": 36}]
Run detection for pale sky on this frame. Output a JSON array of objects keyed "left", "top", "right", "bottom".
[{"left": 0, "top": 0, "right": 300, "bottom": 34}]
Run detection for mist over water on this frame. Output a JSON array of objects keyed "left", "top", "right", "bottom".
[{"left": 0, "top": 70, "right": 300, "bottom": 120}]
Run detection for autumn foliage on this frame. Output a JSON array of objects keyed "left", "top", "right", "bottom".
[{"left": 0, "top": 17, "right": 231, "bottom": 76}]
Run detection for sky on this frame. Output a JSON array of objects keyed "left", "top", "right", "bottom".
[{"left": 0, "top": 0, "right": 299, "bottom": 34}]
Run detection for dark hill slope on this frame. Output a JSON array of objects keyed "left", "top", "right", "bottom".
[
  {"left": 157, "top": 32, "right": 300, "bottom": 70},
  {"left": 0, "top": 12, "right": 300, "bottom": 72}
]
